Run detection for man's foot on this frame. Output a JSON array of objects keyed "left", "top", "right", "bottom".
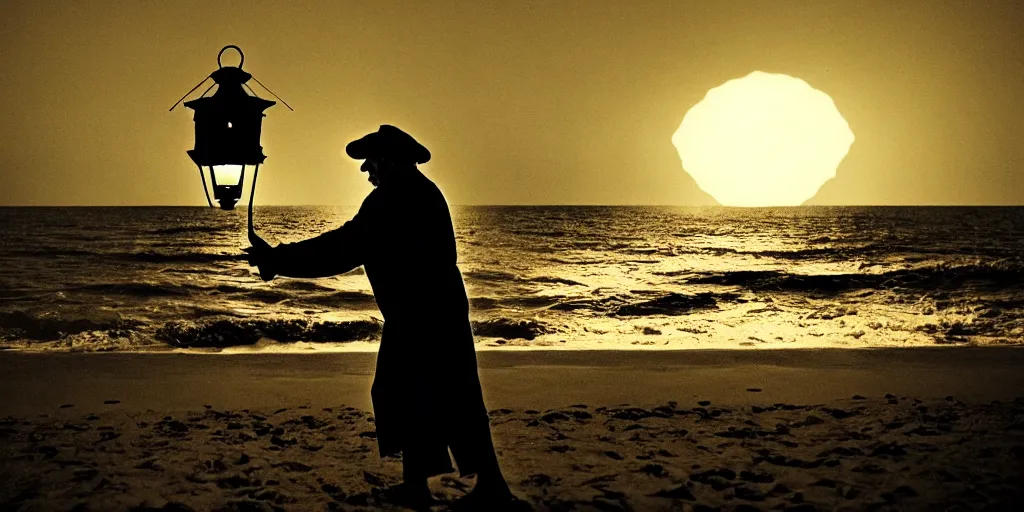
[
  {"left": 450, "top": 485, "right": 532, "bottom": 511},
  {"left": 377, "top": 481, "right": 436, "bottom": 509}
]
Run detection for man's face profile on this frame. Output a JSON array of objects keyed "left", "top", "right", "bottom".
[{"left": 361, "top": 157, "right": 382, "bottom": 187}]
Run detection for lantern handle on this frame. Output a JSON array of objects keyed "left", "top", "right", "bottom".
[
  {"left": 247, "top": 164, "right": 261, "bottom": 242},
  {"left": 218, "top": 45, "right": 244, "bottom": 69}
]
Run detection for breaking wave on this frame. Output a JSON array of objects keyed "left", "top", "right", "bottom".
[
  {"left": 470, "top": 318, "right": 551, "bottom": 340},
  {"left": 550, "top": 292, "right": 743, "bottom": 316},
  {"left": 75, "top": 282, "right": 193, "bottom": 297},
  {"left": 155, "top": 318, "right": 383, "bottom": 348},
  {"left": 684, "top": 259, "right": 1024, "bottom": 293},
  {"left": 154, "top": 316, "right": 554, "bottom": 347},
  {"left": 463, "top": 270, "right": 584, "bottom": 287},
  {"left": 612, "top": 292, "right": 741, "bottom": 316},
  {"left": 0, "top": 311, "right": 143, "bottom": 341}
]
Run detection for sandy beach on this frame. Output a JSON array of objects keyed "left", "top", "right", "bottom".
[{"left": 1, "top": 347, "right": 1023, "bottom": 511}]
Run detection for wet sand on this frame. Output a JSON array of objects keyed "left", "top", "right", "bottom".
[{"left": 1, "top": 347, "right": 1023, "bottom": 510}]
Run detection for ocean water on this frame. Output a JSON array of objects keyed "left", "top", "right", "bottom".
[{"left": 0, "top": 206, "right": 1022, "bottom": 352}]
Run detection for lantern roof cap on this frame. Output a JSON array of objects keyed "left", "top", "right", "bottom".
[
  {"left": 210, "top": 66, "right": 252, "bottom": 86},
  {"left": 169, "top": 45, "right": 293, "bottom": 112}
]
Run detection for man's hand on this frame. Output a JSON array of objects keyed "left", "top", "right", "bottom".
[{"left": 244, "top": 233, "right": 277, "bottom": 282}]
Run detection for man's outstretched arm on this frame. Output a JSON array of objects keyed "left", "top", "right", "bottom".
[
  {"left": 269, "top": 218, "right": 367, "bottom": 278},
  {"left": 248, "top": 195, "right": 377, "bottom": 280}
]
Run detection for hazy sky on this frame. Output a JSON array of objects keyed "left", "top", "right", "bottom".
[{"left": 1, "top": 0, "right": 1022, "bottom": 206}]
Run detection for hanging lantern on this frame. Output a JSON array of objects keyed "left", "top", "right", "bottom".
[{"left": 170, "top": 45, "right": 291, "bottom": 211}]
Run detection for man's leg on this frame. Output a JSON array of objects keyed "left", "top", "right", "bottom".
[
  {"left": 382, "top": 444, "right": 444, "bottom": 507},
  {"left": 447, "top": 328, "right": 519, "bottom": 503},
  {"left": 399, "top": 462, "right": 432, "bottom": 502},
  {"left": 448, "top": 392, "right": 513, "bottom": 498}
]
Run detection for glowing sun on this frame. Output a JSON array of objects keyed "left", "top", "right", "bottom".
[{"left": 672, "top": 71, "right": 854, "bottom": 206}]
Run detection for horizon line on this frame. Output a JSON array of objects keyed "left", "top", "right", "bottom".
[{"left": 1, "top": 203, "right": 1023, "bottom": 208}]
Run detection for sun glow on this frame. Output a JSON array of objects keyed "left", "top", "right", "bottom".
[{"left": 672, "top": 71, "right": 854, "bottom": 206}]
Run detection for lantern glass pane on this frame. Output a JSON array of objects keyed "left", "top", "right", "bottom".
[{"left": 212, "top": 165, "right": 244, "bottom": 186}]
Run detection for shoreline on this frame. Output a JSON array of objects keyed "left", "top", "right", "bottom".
[{"left": 2, "top": 346, "right": 1022, "bottom": 417}]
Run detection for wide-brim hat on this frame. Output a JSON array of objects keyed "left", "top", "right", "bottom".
[{"left": 345, "top": 125, "right": 430, "bottom": 164}]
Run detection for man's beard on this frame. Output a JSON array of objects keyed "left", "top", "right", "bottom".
[{"left": 368, "top": 172, "right": 380, "bottom": 187}]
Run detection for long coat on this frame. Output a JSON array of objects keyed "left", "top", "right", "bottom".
[{"left": 271, "top": 170, "right": 487, "bottom": 477}]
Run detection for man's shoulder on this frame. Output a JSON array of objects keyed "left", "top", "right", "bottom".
[
  {"left": 356, "top": 188, "right": 386, "bottom": 213},
  {"left": 359, "top": 172, "right": 449, "bottom": 211},
  {"left": 413, "top": 171, "right": 447, "bottom": 202}
]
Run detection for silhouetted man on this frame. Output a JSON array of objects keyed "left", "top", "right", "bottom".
[{"left": 246, "top": 125, "right": 521, "bottom": 509}]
